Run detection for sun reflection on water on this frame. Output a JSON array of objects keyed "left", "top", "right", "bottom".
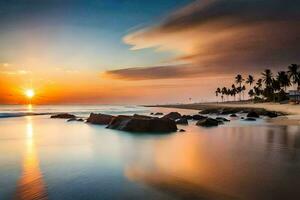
[{"left": 14, "top": 116, "right": 48, "bottom": 200}]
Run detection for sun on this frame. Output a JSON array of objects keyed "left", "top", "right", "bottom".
[{"left": 25, "top": 89, "right": 35, "bottom": 99}]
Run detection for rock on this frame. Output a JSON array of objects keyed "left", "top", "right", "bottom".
[
  {"left": 107, "top": 115, "right": 177, "bottom": 133},
  {"left": 162, "top": 112, "right": 182, "bottom": 120},
  {"left": 229, "top": 114, "right": 238, "bottom": 117},
  {"left": 196, "top": 118, "right": 221, "bottom": 127},
  {"left": 154, "top": 112, "right": 164, "bottom": 116},
  {"left": 86, "top": 113, "right": 114, "bottom": 125},
  {"left": 67, "top": 118, "right": 77, "bottom": 122},
  {"left": 175, "top": 118, "right": 188, "bottom": 125},
  {"left": 192, "top": 114, "right": 207, "bottom": 120},
  {"left": 241, "top": 117, "right": 245, "bottom": 119},
  {"left": 247, "top": 111, "right": 259, "bottom": 118},
  {"left": 244, "top": 117, "right": 256, "bottom": 121},
  {"left": 199, "top": 108, "right": 220, "bottom": 114},
  {"left": 67, "top": 118, "right": 84, "bottom": 122},
  {"left": 179, "top": 129, "right": 186, "bottom": 132},
  {"left": 182, "top": 115, "right": 193, "bottom": 120},
  {"left": 150, "top": 112, "right": 154, "bottom": 115},
  {"left": 51, "top": 113, "right": 76, "bottom": 119},
  {"left": 265, "top": 111, "right": 278, "bottom": 118},
  {"left": 220, "top": 108, "right": 240, "bottom": 115},
  {"left": 215, "top": 117, "right": 230, "bottom": 122}
]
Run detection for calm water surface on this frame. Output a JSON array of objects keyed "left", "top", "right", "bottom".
[{"left": 0, "top": 105, "right": 300, "bottom": 200}]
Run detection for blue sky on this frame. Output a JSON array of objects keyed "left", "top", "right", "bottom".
[{"left": 0, "top": 0, "right": 192, "bottom": 70}]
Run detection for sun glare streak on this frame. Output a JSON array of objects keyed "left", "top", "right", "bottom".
[{"left": 14, "top": 116, "right": 48, "bottom": 200}]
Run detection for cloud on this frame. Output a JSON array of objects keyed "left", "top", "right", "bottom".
[
  {"left": 104, "top": 63, "right": 254, "bottom": 80},
  {"left": 123, "top": 0, "right": 300, "bottom": 78}
]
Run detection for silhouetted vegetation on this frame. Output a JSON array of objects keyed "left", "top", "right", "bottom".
[{"left": 215, "top": 64, "right": 300, "bottom": 103}]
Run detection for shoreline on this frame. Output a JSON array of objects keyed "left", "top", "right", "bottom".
[{"left": 146, "top": 102, "right": 300, "bottom": 115}]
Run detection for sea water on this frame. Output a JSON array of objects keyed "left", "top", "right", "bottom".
[{"left": 0, "top": 105, "right": 300, "bottom": 200}]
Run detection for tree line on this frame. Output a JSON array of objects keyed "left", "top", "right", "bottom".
[{"left": 215, "top": 64, "right": 300, "bottom": 102}]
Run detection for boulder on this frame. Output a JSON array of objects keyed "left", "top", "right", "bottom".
[
  {"left": 154, "top": 112, "right": 164, "bottom": 116},
  {"left": 229, "top": 114, "right": 238, "bottom": 117},
  {"left": 67, "top": 118, "right": 77, "bottom": 122},
  {"left": 220, "top": 108, "right": 240, "bottom": 115},
  {"left": 175, "top": 118, "right": 188, "bottom": 125},
  {"left": 162, "top": 112, "right": 182, "bottom": 120},
  {"left": 107, "top": 115, "right": 177, "bottom": 133},
  {"left": 196, "top": 118, "right": 221, "bottom": 127},
  {"left": 265, "top": 111, "right": 278, "bottom": 118},
  {"left": 179, "top": 129, "right": 186, "bottom": 132},
  {"left": 244, "top": 117, "right": 256, "bottom": 121},
  {"left": 215, "top": 117, "right": 230, "bottom": 122},
  {"left": 77, "top": 118, "right": 84, "bottom": 122},
  {"left": 199, "top": 108, "right": 220, "bottom": 114},
  {"left": 247, "top": 111, "right": 259, "bottom": 118},
  {"left": 51, "top": 113, "right": 76, "bottom": 119},
  {"left": 86, "top": 113, "right": 114, "bottom": 125},
  {"left": 182, "top": 115, "right": 193, "bottom": 120},
  {"left": 192, "top": 114, "right": 207, "bottom": 120}
]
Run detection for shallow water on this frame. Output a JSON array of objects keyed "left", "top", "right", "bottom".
[{"left": 1, "top": 105, "right": 300, "bottom": 200}]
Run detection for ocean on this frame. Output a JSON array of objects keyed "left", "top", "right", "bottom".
[{"left": 0, "top": 105, "right": 300, "bottom": 200}]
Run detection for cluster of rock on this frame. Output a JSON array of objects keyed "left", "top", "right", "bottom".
[
  {"left": 199, "top": 107, "right": 280, "bottom": 118},
  {"left": 50, "top": 107, "right": 280, "bottom": 133}
]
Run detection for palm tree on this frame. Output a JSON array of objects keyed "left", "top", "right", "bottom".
[
  {"left": 272, "top": 78, "right": 281, "bottom": 92},
  {"left": 222, "top": 87, "right": 227, "bottom": 102},
  {"left": 262, "top": 69, "right": 273, "bottom": 87},
  {"left": 242, "top": 85, "right": 246, "bottom": 100},
  {"left": 253, "top": 86, "right": 261, "bottom": 97},
  {"left": 287, "top": 64, "right": 300, "bottom": 89},
  {"left": 231, "top": 84, "right": 237, "bottom": 101},
  {"left": 216, "top": 88, "right": 221, "bottom": 102},
  {"left": 256, "top": 78, "right": 263, "bottom": 89},
  {"left": 248, "top": 89, "right": 255, "bottom": 100},
  {"left": 235, "top": 74, "right": 244, "bottom": 101},
  {"left": 276, "top": 71, "right": 291, "bottom": 92},
  {"left": 246, "top": 75, "right": 255, "bottom": 89}
]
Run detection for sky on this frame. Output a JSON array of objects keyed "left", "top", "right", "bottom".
[{"left": 0, "top": 0, "right": 300, "bottom": 104}]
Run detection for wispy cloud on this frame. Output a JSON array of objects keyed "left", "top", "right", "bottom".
[{"left": 122, "top": 0, "right": 300, "bottom": 79}]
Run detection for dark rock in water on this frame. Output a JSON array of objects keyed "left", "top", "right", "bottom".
[
  {"left": 229, "top": 114, "right": 238, "bottom": 117},
  {"left": 67, "top": 118, "right": 77, "bottom": 122},
  {"left": 86, "top": 113, "right": 114, "bottom": 125},
  {"left": 150, "top": 112, "right": 154, "bottom": 115},
  {"left": 182, "top": 115, "right": 193, "bottom": 120},
  {"left": 265, "top": 111, "right": 278, "bottom": 118},
  {"left": 192, "top": 114, "right": 207, "bottom": 120},
  {"left": 244, "top": 117, "right": 256, "bottom": 121},
  {"left": 154, "top": 112, "right": 164, "bottom": 116},
  {"left": 215, "top": 117, "right": 230, "bottom": 122},
  {"left": 107, "top": 115, "right": 177, "bottom": 133},
  {"left": 196, "top": 118, "right": 221, "bottom": 127},
  {"left": 247, "top": 111, "right": 259, "bottom": 118},
  {"left": 220, "top": 108, "right": 240, "bottom": 115},
  {"left": 51, "top": 113, "right": 76, "bottom": 119},
  {"left": 241, "top": 117, "right": 245, "bottom": 119},
  {"left": 162, "top": 112, "right": 182, "bottom": 120},
  {"left": 179, "top": 129, "right": 186, "bottom": 132},
  {"left": 175, "top": 118, "right": 188, "bottom": 125},
  {"left": 199, "top": 108, "right": 220, "bottom": 114},
  {"left": 67, "top": 118, "right": 84, "bottom": 122}
]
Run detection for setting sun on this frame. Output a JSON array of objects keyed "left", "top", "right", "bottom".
[{"left": 25, "top": 89, "right": 35, "bottom": 99}]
